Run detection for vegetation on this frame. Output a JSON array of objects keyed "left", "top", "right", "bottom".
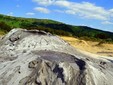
[
  {"left": 0, "top": 22, "right": 11, "bottom": 32},
  {"left": 0, "top": 14, "right": 113, "bottom": 43}
]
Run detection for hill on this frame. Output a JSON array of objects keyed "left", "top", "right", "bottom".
[{"left": 0, "top": 14, "right": 113, "bottom": 42}]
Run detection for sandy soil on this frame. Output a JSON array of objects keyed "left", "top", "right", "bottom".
[{"left": 61, "top": 36, "right": 113, "bottom": 57}]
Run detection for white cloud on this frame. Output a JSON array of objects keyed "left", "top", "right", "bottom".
[
  {"left": 109, "top": 9, "right": 113, "bottom": 17},
  {"left": 101, "top": 21, "right": 113, "bottom": 25},
  {"left": 26, "top": 12, "right": 35, "bottom": 15},
  {"left": 7, "top": 12, "right": 13, "bottom": 16},
  {"left": 34, "top": 7, "right": 50, "bottom": 13},
  {"left": 109, "top": 9, "right": 113, "bottom": 13},
  {"left": 55, "top": 0, "right": 70, "bottom": 7},
  {"left": 55, "top": 1, "right": 109, "bottom": 20},
  {"left": 32, "top": 0, "right": 67, "bottom": 6},
  {"left": 32, "top": 0, "right": 113, "bottom": 22},
  {"left": 65, "top": 10, "right": 77, "bottom": 15},
  {"left": 32, "top": 0, "right": 55, "bottom": 6}
]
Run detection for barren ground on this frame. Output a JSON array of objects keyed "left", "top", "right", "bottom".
[{"left": 61, "top": 36, "right": 113, "bottom": 57}]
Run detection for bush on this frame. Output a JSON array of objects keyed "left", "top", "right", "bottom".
[
  {"left": 0, "top": 22, "right": 12, "bottom": 32},
  {"left": 26, "top": 26, "right": 72, "bottom": 36}
]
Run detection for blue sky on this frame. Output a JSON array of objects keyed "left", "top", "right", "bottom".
[{"left": 0, "top": 0, "right": 113, "bottom": 32}]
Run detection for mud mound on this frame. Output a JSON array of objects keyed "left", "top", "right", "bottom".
[{"left": 0, "top": 29, "right": 113, "bottom": 85}]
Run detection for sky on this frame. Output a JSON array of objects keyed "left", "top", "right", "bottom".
[{"left": 0, "top": 0, "right": 113, "bottom": 32}]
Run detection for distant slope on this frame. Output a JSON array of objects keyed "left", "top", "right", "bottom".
[{"left": 0, "top": 14, "right": 113, "bottom": 42}]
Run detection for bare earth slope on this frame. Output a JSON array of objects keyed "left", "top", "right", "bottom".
[
  {"left": 61, "top": 36, "right": 113, "bottom": 57},
  {"left": 0, "top": 29, "right": 113, "bottom": 85}
]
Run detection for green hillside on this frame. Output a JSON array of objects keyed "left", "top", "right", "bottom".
[{"left": 0, "top": 14, "right": 113, "bottom": 43}]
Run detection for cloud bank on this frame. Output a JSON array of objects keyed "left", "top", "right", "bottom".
[{"left": 32, "top": 0, "right": 113, "bottom": 23}]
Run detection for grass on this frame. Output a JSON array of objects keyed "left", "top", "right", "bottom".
[
  {"left": 0, "top": 31, "right": 5, "bottom": 35},
  {"left": 61, "top": 36, "right": 113, "bottom": 57}
]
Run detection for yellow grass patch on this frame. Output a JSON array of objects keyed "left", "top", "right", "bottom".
[{"left": 61, "top": 36, "right": 113, "bottom": 57}]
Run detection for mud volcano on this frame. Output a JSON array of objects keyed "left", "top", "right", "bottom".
[{"left": 0, "top": 29, "right": 113, "bottom": 85}]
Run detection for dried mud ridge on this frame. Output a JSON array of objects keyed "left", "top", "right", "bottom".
[{"left": 0, "top": 29, "right": 113, "bottom": 85}]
